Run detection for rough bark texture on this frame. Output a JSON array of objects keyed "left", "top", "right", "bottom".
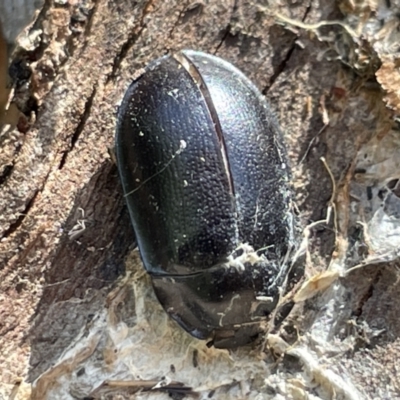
[{"left": 1, "top": 0, "right": 400, "bottom": 399}]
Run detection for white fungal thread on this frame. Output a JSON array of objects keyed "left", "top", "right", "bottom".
[
  {"left": 226, "top": 243, "right": 266, "bottom": 271},
  {"left": 68, "top": 207, "right": 88, "bottom": 240},
  {"left": 125, "top": 140, "right": 187, "bottom": 197},
  {"left": 253, "top": 192, "right": 262, "bottom": 230},
  {"left": 217, "top": 294, "right": 240, "bottom": 326}
]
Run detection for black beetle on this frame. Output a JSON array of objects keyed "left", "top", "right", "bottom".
[{"left": 116, "top": 50, "right": 296, "bottom": 348}]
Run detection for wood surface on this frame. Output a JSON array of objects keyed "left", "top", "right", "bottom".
[{"left": 1, "top": 0, "right": 399, "bottom": 399}]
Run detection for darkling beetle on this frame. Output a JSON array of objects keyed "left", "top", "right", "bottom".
[{"left": 115, "top": 50, "right": 297, "bottom": 348}]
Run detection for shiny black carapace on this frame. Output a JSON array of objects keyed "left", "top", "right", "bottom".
[{"left": 116, "top": 50, "right": 296, "bottom": 348}]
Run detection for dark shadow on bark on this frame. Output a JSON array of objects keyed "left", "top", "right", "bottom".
[{"left": 26, "top": 161, "right": 135, "bottom": 382}]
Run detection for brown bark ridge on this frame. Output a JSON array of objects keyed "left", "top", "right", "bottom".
[{"left": 1, "top": 0, "right": 400, "bottom": 399}]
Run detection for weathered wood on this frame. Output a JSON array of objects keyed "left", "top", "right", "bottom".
[{"left": 1, "top": 0, "right": 400, "bottom": 399}]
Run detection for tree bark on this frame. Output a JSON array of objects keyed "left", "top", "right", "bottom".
[{"left": 1, "top": 0, "right": 400, "bottom": 399}]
